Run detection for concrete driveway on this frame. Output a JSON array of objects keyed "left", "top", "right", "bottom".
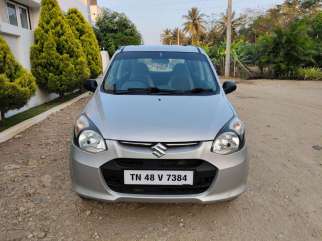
[{"left": 1, "top": 80, "right": 322, "bottom": 241}]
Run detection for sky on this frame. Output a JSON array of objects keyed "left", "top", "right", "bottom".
[{"left": 97, "top": 0, "right": 285, "bottom": 44}]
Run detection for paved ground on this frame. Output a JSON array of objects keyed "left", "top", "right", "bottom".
[{"left": 1, "top": 80, "right": 322, "bottom": 241}]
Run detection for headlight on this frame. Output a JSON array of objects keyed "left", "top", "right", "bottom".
[
  {"left": 78, "top": 130, "right": 106, "bottom": 153},
  {"left": 212, "top": 117, "right": 245, "bottom": 155},
  {"left": 74, "top": 114, "right": 107, "bottom": 153},
  {"left": 212, "top": 132, "right": 240, "bottom": 155}
]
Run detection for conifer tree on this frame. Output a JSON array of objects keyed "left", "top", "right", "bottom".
[
  {"left": 31, "top": 0, "right": 90, "bottom": 96},
  {"left": 66, "top": 8, "right": 102, "bottom": 78},
  {"left": 0, "top": 36, "right": 36, "bottom": 121}
]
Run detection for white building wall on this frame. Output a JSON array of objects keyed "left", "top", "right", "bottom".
[
  {"left": 89, "top": 5, "right": 102, "bottom": 24},
  {"left": 101, "top": 51, "right": 110, "bottom": 73},
  {"left": 0, "top": 0, "right": 96, "bottom": 118},
  {"left": 0, "top": 0, "right": 6, "bottom": 22}
]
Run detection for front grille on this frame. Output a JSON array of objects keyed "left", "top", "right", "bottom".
[
  {"left": 119, "top": 141, "right": 200, "bottom": 148},
  {"left": 100, "top": 159, "right": 217, "bottom": 195}
]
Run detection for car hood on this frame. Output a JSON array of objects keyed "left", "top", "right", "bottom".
[{"left": 84, "top": 92, "right": 234, "bottom": 142}]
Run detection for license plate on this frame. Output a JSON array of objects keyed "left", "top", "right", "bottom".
[{"left": 124, "top": 170, "right": 194, "bottom": 185}]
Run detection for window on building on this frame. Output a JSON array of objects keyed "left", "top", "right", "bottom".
[
  {"left": 19, "top": 7, "right": 29, "bottom": 29},
  {"left": 6, "top": 1, "right": 31, "bottom": 30},
  {"left": 7, "top": 2, "right": 18, "bottom": 26}
]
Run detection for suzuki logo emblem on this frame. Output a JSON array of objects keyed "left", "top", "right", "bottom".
[{"left": 152, "top": 143, "right": 167, "bottom": 158}]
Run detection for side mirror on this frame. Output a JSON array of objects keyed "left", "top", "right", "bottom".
[
  {"left": 84, "top": 79, "right": 98, "bottom": 92},
  {"left": 222, "top": 80, "right": 237, "bottom": 95}
]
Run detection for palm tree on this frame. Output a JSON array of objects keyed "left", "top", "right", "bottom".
[
  {"left": 172, "top": 28, "right": 187, "bottom": 45},
  {"left": 183, "top": 7, "right": 207, "bottom": 45},
  {"left": 214, "top": 12, "right": 246, "bottom": 40},
  {"left": 161, "top": 28, "right": 173, "bottom": 45}
]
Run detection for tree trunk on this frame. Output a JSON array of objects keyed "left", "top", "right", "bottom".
[
  {"left": 177, "top": 30, "right": 180, "bottom": 45},
  {"left": 225, "top": 0, "right": 233, "bottom": 78}
]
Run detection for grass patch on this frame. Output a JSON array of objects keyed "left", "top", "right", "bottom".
[{"left": 0, "top": 91, "right": 83, "bottom": 132}]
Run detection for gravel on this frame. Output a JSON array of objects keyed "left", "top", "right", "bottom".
[{"left": 1, "top": 80, "right": 322, "bottom": 241}]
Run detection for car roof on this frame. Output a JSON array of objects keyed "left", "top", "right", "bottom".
[{"left": 122, "top": 45, "right": 200, "bottom": 53}]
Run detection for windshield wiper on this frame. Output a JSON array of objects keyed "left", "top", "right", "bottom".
[
  {"left": 114, "top": 87, "right": 182, "bottom": 95},
  {"left": 185, "top": 88, "right": 215, "bottom": 94},
  {"left": 111, "top": 87, "right": 215, "bottom": 95}
]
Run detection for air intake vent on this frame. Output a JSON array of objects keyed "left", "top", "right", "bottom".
[{"left": 100, "top": 159, "right": 217, "bottom": 195}]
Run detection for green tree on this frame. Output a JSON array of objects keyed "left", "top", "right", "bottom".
[
  {"left": 0, "top": 36, "right": 36, "bottom": 120},
  {"left": 310, "top": 11, "right": 322, "bottom": 66},
  {"left": 95, "top": 8, "right": 142, "bottom": 56},
  {"left": 183, "top": 7, "right": 207, "bottom": 45},
  {"left": 31, "top": 0, "right": 90, "bottom": 96},
  {"left": 253, "top": 34, "right": 274, "bottom": 74},
  {"left": 255, "top": 20, "right": 316, "bottom": 78},
  {"left": 66, "top": 8, "right": 102, "bottom": 78},
  {"left": 161, "top": 28, "right": 173, "bottom": 45}
]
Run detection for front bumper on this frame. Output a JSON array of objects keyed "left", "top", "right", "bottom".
[{"left": 70, "top": 140, "right": 248, "bottom": 203}]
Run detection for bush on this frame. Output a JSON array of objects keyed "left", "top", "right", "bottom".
[
  {"left": 0, "top": 36, "right": 36, "bottom": 120},
  {"left": 208, "top": 41, "right": 226, "bottom": 71},
  {"left": 66, "top": 8, "right": 102, "bottom": 78},
  {"left": 31, "top": 0, "right": 90, "bottom": 96},
  {"left": 296, "top": 67, "right": 322, "bottom": 80}
]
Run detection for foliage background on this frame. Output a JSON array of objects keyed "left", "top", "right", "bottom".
[{"left": 161, "top": 0, "right": 322, "bottom": 80}]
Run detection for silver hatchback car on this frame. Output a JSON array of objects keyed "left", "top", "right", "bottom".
[{"left": 70, "top": 45, "right": 248, "bottom": 203}]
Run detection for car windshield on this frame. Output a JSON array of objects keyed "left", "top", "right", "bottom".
[{"left": 103, "top": 51, "right": 219, "bottom": 95}]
